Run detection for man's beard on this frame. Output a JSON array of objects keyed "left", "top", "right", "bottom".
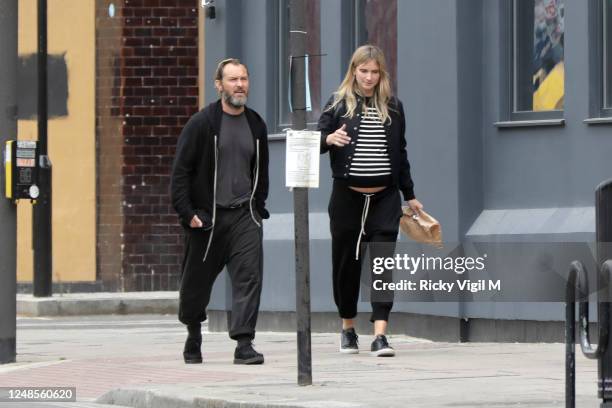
[{"left": 222, "top": 91, "right": 247, "bottom": 108}]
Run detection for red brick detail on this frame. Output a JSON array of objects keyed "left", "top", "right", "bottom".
[{"left": 96, "top": 0, "right": 198, "bottom": 291}]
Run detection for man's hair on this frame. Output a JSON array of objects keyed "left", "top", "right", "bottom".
[{"left": 214, "top": 58, "right": 249, "bottom": 82}]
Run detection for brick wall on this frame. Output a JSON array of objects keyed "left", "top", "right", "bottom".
[{"left": 96, "top": 0, "right": 199, "bottom": 291}]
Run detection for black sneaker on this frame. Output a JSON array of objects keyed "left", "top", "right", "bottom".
[
  {"left": 370, "top": 334, "right": 395, "bottom": 357},
  {"left": 340, "top": 328, "right": 359, "bottom": 354},
  {"left": 234, "top": 342, "right": 264, "bottom": 365},
  {"left": 183, "top": 334, "right": 202, "bottom": 364}
]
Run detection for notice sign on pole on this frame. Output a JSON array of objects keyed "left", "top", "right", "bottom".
[{"left": 285, "top": 130, "right": 320, "bottom": 188}]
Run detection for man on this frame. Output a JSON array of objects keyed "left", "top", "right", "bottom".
[{"left": 171, "top": 58, "right": 269, "bottom": 365}]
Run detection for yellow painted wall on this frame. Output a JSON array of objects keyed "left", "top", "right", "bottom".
[{"left": 17, "top": 0, "right": 96, "bottom": 282}]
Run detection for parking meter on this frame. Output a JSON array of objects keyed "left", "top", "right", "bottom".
[{"left": 4, "top": 140, "right": 40, "bottom": 201}]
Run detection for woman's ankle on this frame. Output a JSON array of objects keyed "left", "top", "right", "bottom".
[{"left": 342, "top": 319, "right": 354, "bottom": 330}]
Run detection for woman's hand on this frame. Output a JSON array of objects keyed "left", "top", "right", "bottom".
[
  {"left": 325, "top": 124, "right": 351, "bottom": 147},
  {"left": 406, "top": 198, "right": 423, "bottom": 215}
]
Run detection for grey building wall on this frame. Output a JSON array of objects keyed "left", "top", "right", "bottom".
[{"left": 204, "top": 0, "right": 611, "bottom": 338}]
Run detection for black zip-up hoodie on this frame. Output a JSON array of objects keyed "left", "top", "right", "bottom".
[
  {"left": 318, "top": 95, "right": 415, "bottom": 201},
  {"left": 171, "top": 100, "right": 270, "bottom": 231}
]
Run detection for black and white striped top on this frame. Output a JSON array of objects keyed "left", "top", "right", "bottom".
[{"left": 348, "top": 106, "right": 392, "bottom": 187}]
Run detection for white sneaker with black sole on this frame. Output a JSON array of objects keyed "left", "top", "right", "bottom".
[
  {"left": 370, "top": 334, "right": 395, "bottom": 357},
  {"left": 340, "top": 327, "right": 359, "bottom": 354}
]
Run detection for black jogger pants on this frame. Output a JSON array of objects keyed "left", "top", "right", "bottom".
[
  {"left": 178, "top": 206, "right": 263, "bottom": 340},
  {"left": 329, "top": 180, "right": 402, "bottom": 322}
]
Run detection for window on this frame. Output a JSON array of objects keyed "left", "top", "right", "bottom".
[
  {"left": 587, "top": 0, "right": 612, "bottom": 119},
  {"left": 604, "top": 0, "right": 612, "bottom": 110},
  {"left": 278, "top": 0, "right": 321, "bottom": 129},
  {"left": 513, "top": 0, "right": 565, "bottom": 116},
  {"left": 354, "top": 0, "right": 397, "bottom": 93}
]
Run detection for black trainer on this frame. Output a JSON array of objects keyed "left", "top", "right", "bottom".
[
  {"left": 340, "top": 327, "right": 359, "bottom": 354},
  {"left": 183, "top": 334, "right": 203, "bottom": 364},
  {"left": 370, "top": 334, "right": 395, "bottom": 357},
  {"left": 234, "top": 342, "right": 264, "bottom": 365}
]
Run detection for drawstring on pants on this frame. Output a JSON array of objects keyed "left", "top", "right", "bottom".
[{"left": 355, "top": 193, "right": 374, "bottom": 260}]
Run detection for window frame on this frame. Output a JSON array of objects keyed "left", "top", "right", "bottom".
[
  {"left": 605, "top": 0, "right": 612, "bottom": 114},
  {"left": 353, "top": 0, "right": 366, "bottom": 48},
  {"left": 500, "top": 0, "right": 565, "bottom": 123},
  {"left": 588, "top": 0, "right": 612, "bottom": 119},
  {"left": 341, "top": 0, "right": 357, "bottom": 69},
  {"left": 276, "top": 0, "right": 290, "bottom": 131}
]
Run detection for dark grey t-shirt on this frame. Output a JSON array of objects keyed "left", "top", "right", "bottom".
[{"left": 216, "top": 112, "right": 254, "bottom": 208}]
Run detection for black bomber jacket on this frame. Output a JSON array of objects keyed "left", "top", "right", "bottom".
[
  {"left": 317, "top": 95, "right": 416, "bottom": 201},
  {"left": 170, "top": 100, "right": 270, "bottom": 230}
]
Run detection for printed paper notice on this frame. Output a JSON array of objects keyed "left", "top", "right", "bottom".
[{"left": 285, "top": 130, "right": 320, "bottom": 188}]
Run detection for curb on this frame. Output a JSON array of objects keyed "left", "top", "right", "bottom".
[
  {"left": 17, "top": 292, "right": 179, "bottom": 316},
  {"left": 97, "top": 389, "right": 194, "bottom": 408},
  {"left": 96, "top": 388, "right": 339, "bottom": 408}
]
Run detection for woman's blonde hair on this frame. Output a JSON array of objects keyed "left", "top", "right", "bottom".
[{"left": 328, "top": 45, "right": 393, "bottom": 124}]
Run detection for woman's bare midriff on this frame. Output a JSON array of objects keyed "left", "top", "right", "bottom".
[{"left": 349, "top": 186, "right": 387, "bottom": 194}]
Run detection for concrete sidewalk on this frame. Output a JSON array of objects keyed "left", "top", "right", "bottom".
[{"left": 0, "top": 315, "right": 600, "bottom": 407}]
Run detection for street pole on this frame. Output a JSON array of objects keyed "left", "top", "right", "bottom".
[
  {"left": 33, "top": 0, "right": 52, "bottom": 297},
  {"left": 0, "top": 0, "right": 18, "bottom": 364},
  {"left": 596, "top": 180, "right": 612, "bottom": 406},
  {"left": 289, "top": 0, "right": 312, "bottom": 386}
]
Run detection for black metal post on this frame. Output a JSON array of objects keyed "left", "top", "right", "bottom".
[
  {"left": 33, "top": 0, "right": 52, "bottom": 297},
  {"left": 0, "top": 0, "right": 18, "bottom": 364},
  {"left": 565, "top": 181, "right": 612, "bottom": 407},
  {"left": 565, "top": 259, "right": 611, "bottom": 408},
  {"left": 566, "top": 263, "right": 577, "bottom": 408},
  {"left": 289, "top": 0, "right": 312, "bottom": 386},
  {"left": 596, "top": 180, "right": 612, "bottom": 406}
]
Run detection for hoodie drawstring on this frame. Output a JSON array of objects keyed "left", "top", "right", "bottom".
[
  {"left": 355, "top": 193, "right": 374, "bottom": 260},
  {"left": 249, "top": 140, "right": 261, "bottom": 228},
  {"left": 202, "top": 136, "right": 218, "bottom": 262}
]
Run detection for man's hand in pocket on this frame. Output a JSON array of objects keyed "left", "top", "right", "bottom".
[{"left": 190, "top": 215, "right": 203, "bottom": 228}]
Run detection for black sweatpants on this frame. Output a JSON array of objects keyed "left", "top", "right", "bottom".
[
  {"left": 329, "top": 180, "right": 402, "bottom": 322},
  {"left": 178, "top": 206, "right": 263, "bottom": 340}
]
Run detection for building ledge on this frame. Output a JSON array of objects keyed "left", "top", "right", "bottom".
[
  {"left": 584, "top": 117, "right": 612, "bottom": 125},
  {"left": 466, "top": 207, "right": 594, "bottom": 237},
  {"left": 494, "top": 119, "right": 565, "bottom": 128}
]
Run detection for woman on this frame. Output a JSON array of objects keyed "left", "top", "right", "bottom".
[{"left": 318, "top": 45, "right": 423, "bottom": 357}]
